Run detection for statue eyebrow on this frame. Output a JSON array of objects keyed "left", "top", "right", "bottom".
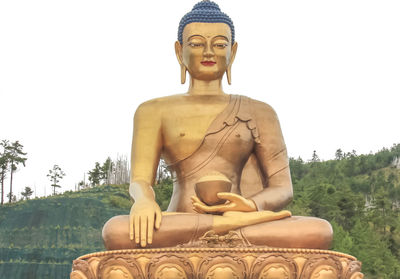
[
  {"left": 213, "top": 35, "right": 230, "bottom": 42},
  {"left": 187, "top": 35, "right": 230, "bottom": 42},
  {"left": 187, "top": 35, "right": 205, "bottom": 41}
]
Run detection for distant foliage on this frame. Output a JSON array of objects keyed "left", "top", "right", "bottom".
[
  {"left": 156, "top": 159, "right": 173, "bottom": 184},
  {"left": 1, "top": 144, "right": 400, "bottom": 278},
  {"left": 47, "top": 165, "right": 66, "bottom": 195},
  {"left": 153, "top": 144, "right": 400, "bottom": 277},
  {"left": 20, "top": 187, "right": 33, "bottom": 200},
  {"left": 0, "top": 184, "right": 131, "bottom": 279},
  {"left": 154, "top": 178, "right": 173, "bottom": 211},
  {"left": 0, "top": 140, "right": 27, "bottom": 204},
  {"left": 288, "top": 143, "right": 400, "bottom": 278},
  {"left": 87, "top": 155, "right": 130, "bottom": 187},
  {"left": 0, "top": 140, "right": 10, "bottom": 205},
  {"left": 392, "top": 156, "right": 400, "bottom": 169}
]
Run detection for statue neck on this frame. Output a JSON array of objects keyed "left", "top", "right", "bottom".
[{"left": 187, "top": 78, "right": 225, "bottom": 96}]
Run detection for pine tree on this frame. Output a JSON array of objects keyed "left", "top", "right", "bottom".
[
  {"left": 0, "top": 140, "right": 11, "bottom": 205},
  {"left": 6, "top": 192, "right": 16, "bottom": 202},
  {"left": 47, "top": 165, "right": 66, "bottom": 195},
  {"left": 335, "top": 149, "right": 343, "bottom": 160},
  {"left": 88, "top": 162, "right": 102, "bottom": 186},
  {"left": 311, "top": 150, "right": 320, "bottom": 162},
  {"left": 102, "top": 157, "right": 113, "bottom": 185},
  {"left": 6, "top": 141, "right": 27, "bottom": 203},
  {"left": 21, "top": 186, "right": 34, "bottom": 200}
]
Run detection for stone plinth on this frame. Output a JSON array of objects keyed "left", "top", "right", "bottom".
[{"left": 70, "top": 247, "right": 363, "bottom": 279}]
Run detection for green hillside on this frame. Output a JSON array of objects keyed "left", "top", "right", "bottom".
[
  {"left": 287, "top": 145, "right": 400, "bottom": 278},
  {"left": 1, "top": 144, "right": 400, "bottom": 278},
  {"left": 0, "top": 184, "right": 131, "bottom": 279}
]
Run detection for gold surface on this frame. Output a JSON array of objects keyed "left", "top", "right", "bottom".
[
  {"left": 78, "top": 248, "right": 358, "bottom": 262},
  {"left": 101, "top": 21, "right": 334, "bottom": 250},
  {"left": 195, "top": 172, "right": 232, "bottom": 206},
  {"left": 71, "top": 247, "right": 363, "bottom": 279},
  {"left": 71, "top": 3, "right": 365, "bottom": 277}
]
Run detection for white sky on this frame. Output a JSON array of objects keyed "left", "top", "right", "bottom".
[{"left": 0, "top": 0, "right": 399, "bottom": 200}]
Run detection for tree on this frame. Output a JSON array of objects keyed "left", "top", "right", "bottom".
[
  {"left": 6, "top": 141, "right": 27, "bottom": 203},
  {"left": 311, "top": 150, "right": 320, "bottom": 163},
  {"left": 334, "top": 149, "right": 343, "bottom": 160},
  {"left": 370, "top": 188, "right": 395, "bottom": 235},
  {"left": 392, "top": 156, "right": 400, "bottom": 169},
  {"left": 156, "top": 159, "right": 172, "bottom": 184},
  {"left": 47, "top": 164, "right": 66, "bottom": 195},
  {"left": 77, "top": 180, "right": 87, "bottom": 190},
  {"left": 88, "top": 162, "right": 102, "bottom": 186},
  {"left": 21, "top": 186, "right": 33, "bottom": 200},
  {"left": 87, "top": 156, "right": 130, "bottom": 186},
  {"left": 102, "top": 157, "right": 113, "bottom": 185},
  {"left": 0, "top": 140, "right": 11, "bottom": 205},
  {"left": 112, "top": 155, "right": 130, "bottom": 185},
  {"left": 6, "top": 192, "right": 16, "bottom": 202}
]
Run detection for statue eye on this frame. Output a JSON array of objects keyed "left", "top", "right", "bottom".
[
  {"left": 188, "top": 42, "right": 204, "bottom": 48},
  {"left": 214, "top": 43, "right": 228, "bottom": 49}
]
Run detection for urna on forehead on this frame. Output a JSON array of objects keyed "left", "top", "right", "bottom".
[{"left": 178, "top": 0, "right": 235, "bottom": 44}]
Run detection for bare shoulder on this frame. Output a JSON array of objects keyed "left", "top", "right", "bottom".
[
  {"left": 135, "top": 94, "right": 186, "bottom": 118},
  {"left": 246, "top": 97, "right": 278, "bottom": 119},
  {"left": 245, "top": 96, "right": 285, "bottom": 139}
]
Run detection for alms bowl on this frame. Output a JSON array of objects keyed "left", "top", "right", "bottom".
[{"left": 195, "top": 180, "right": 232, "bottom": 206}]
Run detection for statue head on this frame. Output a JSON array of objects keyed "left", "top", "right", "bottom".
[
  {"left": 177, "top": 0, "right": 235, "bottom": 45},
  {"left": 175, "top": 0, "right": 238, "bottom": 85}
]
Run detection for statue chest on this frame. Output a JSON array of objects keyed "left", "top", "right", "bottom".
[
  {"left": 162, "top": 118, "right": 255, "bottom": 170},
  {"left": 161, "top": 104, "right": 227, "bottom": 162}
]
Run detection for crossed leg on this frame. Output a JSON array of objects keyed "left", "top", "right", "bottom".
[{"left": 102, "top": 211, "right": 332, "bottom": 250}]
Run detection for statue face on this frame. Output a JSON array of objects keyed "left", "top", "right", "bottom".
[{"left": 177, "top": 22, "right": 237, "bottom": 81}]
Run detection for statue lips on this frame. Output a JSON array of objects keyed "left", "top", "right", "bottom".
[{"left": 201, "top": 61, "right": 217, "bottom": 66}]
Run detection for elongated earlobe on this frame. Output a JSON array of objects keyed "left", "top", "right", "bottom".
[
  {"left": 175, "top": 41, "right": 187, "bottom": 84},
  {"left": 181, "top": 65, "right": 187, "bottom": 84},
  {"left": 226, "top": 67, "right": 232, "bottom": 85},
  {"left": 226, "top": 42, "right": 237, "bottom": 85}
]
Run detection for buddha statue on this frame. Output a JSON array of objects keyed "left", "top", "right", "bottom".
[{"left": 102, "top": 0, "right": 333, "bottom": 251}]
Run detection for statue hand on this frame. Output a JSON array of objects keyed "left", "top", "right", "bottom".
[
  {"left": 129, "top": 199, "right": 162, "bottom": 247},
  {"left": 191, "top": 192, "right": 257, "bottom": 214}
]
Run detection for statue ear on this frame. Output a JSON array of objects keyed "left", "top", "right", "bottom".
[
  {"left": 226, "top": 42, "right": 238, "bottom": 85},
  {"left": 175, "top": 41, "right": 187, "bottom": 84}
]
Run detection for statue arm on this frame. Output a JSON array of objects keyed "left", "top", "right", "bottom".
[
  {"left": 130, "top": 101, "right": 163, "bottom": 188},
  {"left": 249, "top": 100, "right": 293, "bottom": 211},
  {"left": 128, "top": 101, "right": 163, "bottom": 247}
]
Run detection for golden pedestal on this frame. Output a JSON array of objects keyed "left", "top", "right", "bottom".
[{"left": 70, "top": 247, "right": 363, "bottom": 279}]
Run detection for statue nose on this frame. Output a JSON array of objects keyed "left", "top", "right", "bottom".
[{"left": 203, "top": 43, "right": 214, "bottom": 57}]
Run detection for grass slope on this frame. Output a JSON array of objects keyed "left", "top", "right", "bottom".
[{"left": 0, "top": 184, "right": 131, "bottom": 279}]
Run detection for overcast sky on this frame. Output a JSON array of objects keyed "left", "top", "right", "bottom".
[{"left": 1, "top": 0, "right": 399, "bottom": 200}]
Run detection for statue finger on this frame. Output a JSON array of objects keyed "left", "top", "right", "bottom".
[
  {"left": 147, "top": 214, "right": 154, "bottom": 244},
  {"left": 263, "top": 210, "right": 292, "bottom": 222},
  {"left": 195, "top": 202, "right": 229, "bottom": 213},
  {"left": 129, "top": 213, "right": 134, "bottom": 240},
  {"left": 217, "top": 192, "right": 240, "bottom": 202},
  {"left": 277, "top": 210, "right": 292, "bottom": 218},
  {"left": 191, "top": 196, "right": 205, "bottom": 205},
  {"left": 140, "top": 216, "right": 148, "bottom": 247},
  {"left": 190, "top": 196, "right": 199, "bottom": 203},
  {"left": 215, "top": 203, "right": 237, "bottom": 212},
  {"left": 192, "top": 203, "right": 205, "bottom": 214},
  {"left": 155, "top": 209, "right": 162, "bottom": 229},
  {"left": 192, "top": 202, "right": 213, "bottom": 212},
  {"left": 134, "top": 215, "right": 140, "bottom": 244}
]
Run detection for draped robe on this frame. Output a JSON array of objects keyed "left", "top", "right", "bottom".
[{"left": 162, "top": 95, "right": 290, "bottom": 213}]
